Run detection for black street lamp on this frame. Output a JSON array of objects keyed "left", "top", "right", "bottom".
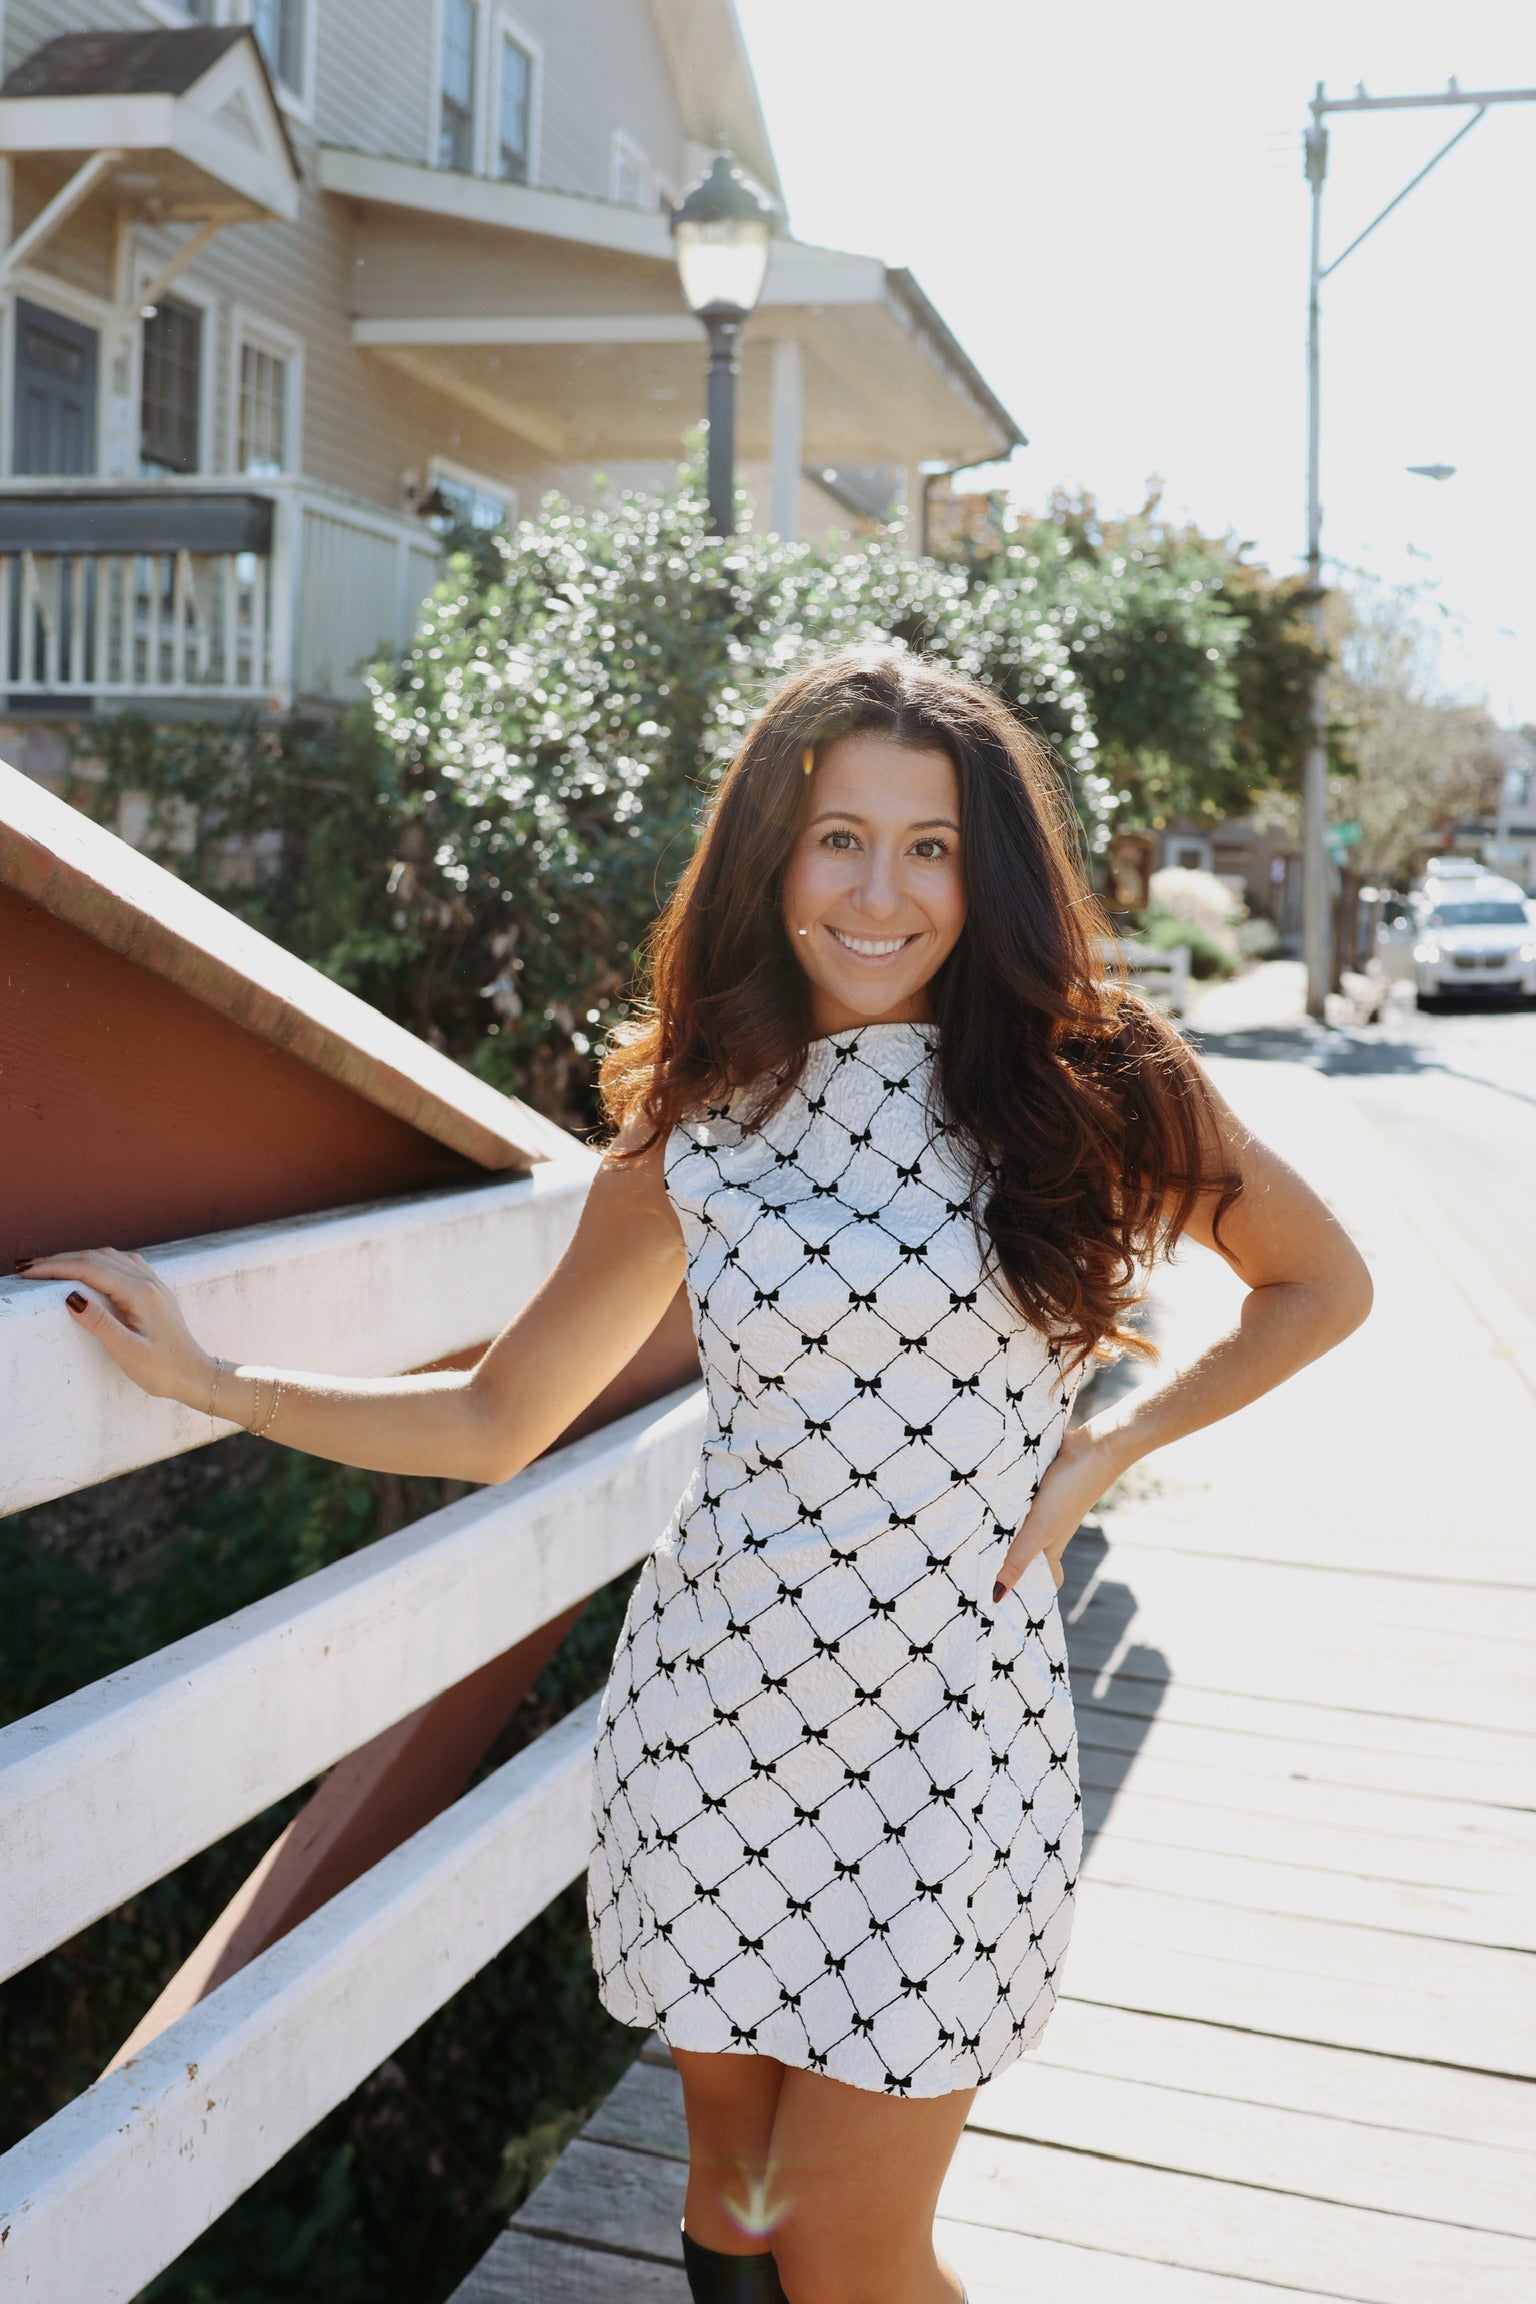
[{"left": 671, "top": 154, "right": 774, "bottom": 536}]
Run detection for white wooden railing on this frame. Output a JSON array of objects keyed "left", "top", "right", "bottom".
[
  {"left": 0, "top": 1163, "right": 705, "bottom": 2303},
  {"left": 0, "top": 476, "right": 442, "bottom": 709},
  {"left": 1104, "top": 935, "right": 1192, "bottom": 1019}
]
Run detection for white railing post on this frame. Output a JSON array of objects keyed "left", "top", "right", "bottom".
[
  {"left": 0, "top": 478, "right": 441, "bottom": 705},
  {"left": 266, "top": 481, "right": 295, "bottom": 707}
]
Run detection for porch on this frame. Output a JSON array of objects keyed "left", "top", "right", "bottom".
[{"left": 0, "top": 472, "right": 441, "bottom": 710}]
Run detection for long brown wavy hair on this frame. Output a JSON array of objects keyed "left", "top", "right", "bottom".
[{"left": 601, "top": 647, "right": 1240, "bottom": 1363}]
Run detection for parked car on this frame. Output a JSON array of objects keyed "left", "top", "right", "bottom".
[{"left": 1407, "top": 875, "right": 1536, "bottom": 1007}]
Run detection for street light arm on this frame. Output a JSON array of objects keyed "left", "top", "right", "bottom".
[
  {"left": 1320, "top": 106, "right": 1487, "bottom": 281},
  {"left": 1318, "top": 84, "right": 1536, "bottom": 114}
]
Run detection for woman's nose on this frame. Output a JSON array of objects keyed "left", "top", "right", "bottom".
[{"left": 850, "top": 849, "right": 903, "bottom": 917}]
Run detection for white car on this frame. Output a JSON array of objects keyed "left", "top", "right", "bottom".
[{"left": 1411, "top": 876, "right": 1536, "bottom": 1006}]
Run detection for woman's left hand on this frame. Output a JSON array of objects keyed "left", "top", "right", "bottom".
[{"left": 994, "top": 1421, "right": 1128, "bottom": 1598}]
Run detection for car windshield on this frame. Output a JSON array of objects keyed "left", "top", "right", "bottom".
[{"left": 1426, "top": 901, "right": 1528, "bottom": 927}]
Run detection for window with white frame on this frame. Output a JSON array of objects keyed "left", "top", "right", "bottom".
[
  {"left": 610, "top": 131, "right": 650, "bottom": 208},
  {"left": 144, "top": 3, "right": 310, "bottom": 102},
  {"left": 438, "top": 0, "right": 478, "bottom": 171},
  {"left": 140, "top": 296, "right": 203, "bottom": 475},
  {"left": 140, "top": 1, "right": 217, "bottom": 27},
  {"left": 238, "top": 340, "right": 290, "bottom": 474},
  {"left": 428, "top": 459, "right": 514, "bottom": 530},
  {"left": 496, "top": 24, "right": 534, "bottom": 182},
  {"left": 250, "top": 0, "right": 307, "bottom": 96}
]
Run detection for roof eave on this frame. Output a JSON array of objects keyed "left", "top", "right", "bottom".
[{"left": 885, "top": 267, "right": 1026, "bottom": 457}]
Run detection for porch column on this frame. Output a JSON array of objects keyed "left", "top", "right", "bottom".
[
  {"left": 769, "top": 337, "right": 803, "bottom": 539},
  {"left": 900, "top": 465, "right": 926, "bottom": 557}
]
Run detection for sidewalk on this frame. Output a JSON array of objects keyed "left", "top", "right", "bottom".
[
  {"left": 455, "top": 977, "right": 1536, "bottom": 2304},
  {"left": 935, "top": 968, "right": 1536, "bottom": 2301}
]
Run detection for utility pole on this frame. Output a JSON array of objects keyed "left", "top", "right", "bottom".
[{"left": 1299, "top": 77, "right": 1536, "bottom": 1018}]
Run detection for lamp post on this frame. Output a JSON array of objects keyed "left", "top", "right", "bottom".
[
  {"left": 1300, "top": 76, "right": 1536, "bottom": 1018},
  {"left": 672, "top": 154, "right": 774, "bottom": 537}
]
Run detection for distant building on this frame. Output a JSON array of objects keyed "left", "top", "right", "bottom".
[{"left": 1, "top": 0, "right": 1021, "bottom": 764}]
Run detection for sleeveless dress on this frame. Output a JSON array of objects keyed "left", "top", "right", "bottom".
[{"left": 588, "top": 1021, "right": 1083, "bottom": 2098}]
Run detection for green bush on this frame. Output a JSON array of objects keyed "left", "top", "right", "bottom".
[
  {"left": 1142, "top": 910, "right": 1238, "bottom": 979},
  {"left": 951, "top": 485, "right": 1330, "bottom": 833},
  {"left": 1238, "top": 915, "right": 1282, "bottom": 960},
  {"left": 76, "top": 474, "right": 1098, "bottom": 1132}
]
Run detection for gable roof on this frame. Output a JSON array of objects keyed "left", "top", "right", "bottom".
[
  {"left": 0, "top": 761, "right": 571, "bottom": 1173},
  {"left": 0, "top": 26, "right": 300, "bottom": 212}
]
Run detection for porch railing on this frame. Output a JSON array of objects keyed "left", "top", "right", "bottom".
[
  {"left": 0, "top": 1159, "right": 704, "bottom": 2302},
  {"left": 0, "top": 476, "right": 443, "bottom": 709}
]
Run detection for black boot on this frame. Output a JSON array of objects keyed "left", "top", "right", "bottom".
[{"left": 681, "top": 2226, "right": 789, "bottom": 2302}]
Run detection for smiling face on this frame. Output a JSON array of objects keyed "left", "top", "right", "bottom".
[{"left": 780, "top": 729, "right": 967, "bottom": 1034}]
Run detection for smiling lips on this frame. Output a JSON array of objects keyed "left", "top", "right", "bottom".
[{"left": 827, "top": 927, "right": 919, "bottom": 959}]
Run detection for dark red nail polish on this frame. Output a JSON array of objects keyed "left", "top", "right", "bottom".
[
  {"left": 66, "top": 1291, "right": 87, "bottom": 1313},
  {"left": 13, "top": 1258, "right": 33, "bottom": 1271},
  {"left": 992, "top": 1581, "right": 1005, "bottom": 1603}
]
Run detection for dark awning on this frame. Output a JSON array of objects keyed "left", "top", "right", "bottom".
[{"left": 0, "top": 494, "right": 275, "bottom": 553}]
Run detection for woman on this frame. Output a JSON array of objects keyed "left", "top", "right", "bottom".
[{"left": 22, "top": 649, "right": 1371, "bottom": 2304}]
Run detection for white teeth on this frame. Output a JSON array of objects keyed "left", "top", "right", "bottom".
[{"left": 828, "top": 928, "right": 913, "bottom": 957}]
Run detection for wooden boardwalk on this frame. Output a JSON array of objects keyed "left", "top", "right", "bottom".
[{"left": 452, "top": 1052, "right": 1536, "bottom": 2303}]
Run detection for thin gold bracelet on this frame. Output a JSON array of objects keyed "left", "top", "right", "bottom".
[{"left": 249, "top": 1374, "right": 286, "bottom": 1441}]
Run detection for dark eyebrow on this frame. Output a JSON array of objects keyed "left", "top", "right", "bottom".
[{"left": 807, "top": 810, "right": 960, "bottom": 832}]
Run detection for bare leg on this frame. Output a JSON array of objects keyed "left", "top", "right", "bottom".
[
  {"left": 673, "top": 2045, "right": 787, "bottom": 2256},
  {"left": 766, "top": 2068, "right": 974, "bottom": 2304}
]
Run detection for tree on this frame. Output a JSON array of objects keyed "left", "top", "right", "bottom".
[
  {"left": 1325, "top": 580, "right": 1501, "bottom": 882},
  {"left": 932, "top": 483, "right": 1328, "bottom": 832},
  {"left": 77, "top": 473, "right": 1096, "bottom": 1130}
]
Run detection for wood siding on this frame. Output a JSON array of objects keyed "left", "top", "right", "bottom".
[{"left": 2, "top": 0, "right": 695, "bottom": 507}]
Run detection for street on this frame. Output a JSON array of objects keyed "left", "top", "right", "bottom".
[
  {"left": 1330, "top": 995, "right": 1536, "bottom": 1327},
  {"left": 1190, "top": 963, "right": 1536, "bottom": 1327}
]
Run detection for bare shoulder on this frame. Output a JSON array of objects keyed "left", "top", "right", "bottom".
[{"left": 578, "top": 1111, "right": 682, "bottom": 1251}]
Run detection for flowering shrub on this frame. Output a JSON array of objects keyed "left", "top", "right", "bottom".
[
  {"left": 366, "top": 475, "right": 1099, "bottom": 1121},
  {"left": 1143, "top": 864, "right": 1245, "bottom": 978}
]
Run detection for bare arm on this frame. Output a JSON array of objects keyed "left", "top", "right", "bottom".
[
  {"left": 997, "top": 1079, "right": 1373, "bottom": 1595},
  {"left": 18, "top": 1136, "right": 687, "bottom": 1487}
]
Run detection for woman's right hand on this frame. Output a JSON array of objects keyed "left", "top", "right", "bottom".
[
  {"left": 16, "top": 1248, "right": 217, "bottom": 1411},
  {"left": 13, "top": 1139, "right": 688, "bottom": 1482}
]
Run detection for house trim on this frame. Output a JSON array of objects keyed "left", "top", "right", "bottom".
[{"left": 318, "top": 144, "right": 674, "bottom": 260}]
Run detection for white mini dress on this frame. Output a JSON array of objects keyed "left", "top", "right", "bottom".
[{"left": 588, "top": 1021, "right": 1082, "bottom": 2097}]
